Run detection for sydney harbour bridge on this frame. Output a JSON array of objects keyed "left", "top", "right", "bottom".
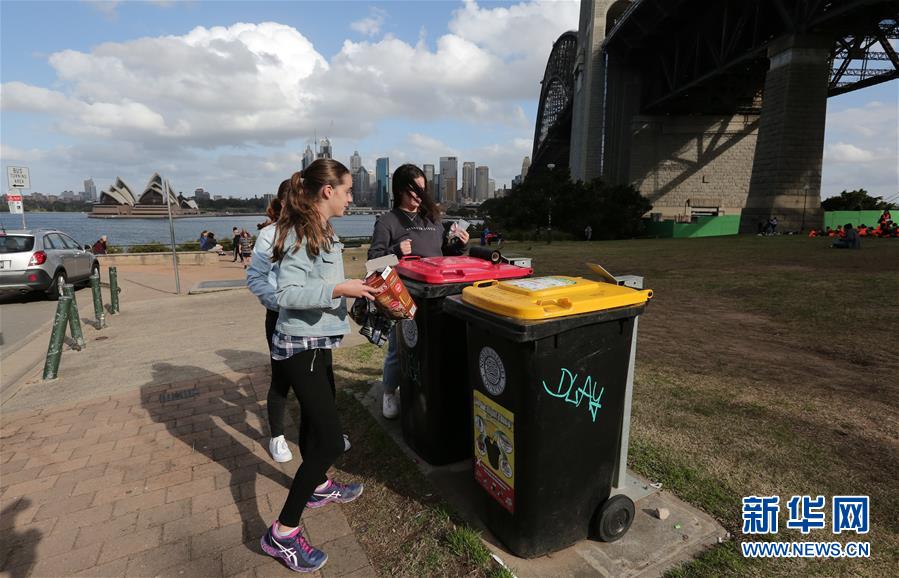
[{"left": 532, "top": 0, "right": 898, "bottom": 232}]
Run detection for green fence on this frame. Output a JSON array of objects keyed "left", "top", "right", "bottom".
[
  {"left": 644, "top": 215, "right": 741, "bottom": 238},
  {"left": 823, "top": 211, "right": 886, "bottom": 229}
]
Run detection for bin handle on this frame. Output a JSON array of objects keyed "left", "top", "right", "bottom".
[
  {"left": 440, "top": 269, "right": 465, "bottom": 277},
  {"left": 401, "top": 256, "right": 422, "bottom": 262},
  {"left": 537, "top": 298, "right": 572, "bottom": 311},
  {"left": 472, "top": 280, "right": 496, "bottom": 289}
]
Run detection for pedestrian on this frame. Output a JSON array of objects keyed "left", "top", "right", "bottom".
[
  {"left": 198, "top": 231, "right": 210, "bottom": 251},
  {"left": 239, "top": 229, "right": 254, "bottom": 268},
  {"left": 259, "top": 159, "right": 379, "bottom": 573},
  {"left": 584, "top": 224, "right": 593, "bottom": 241},
  {"left": 246, "top": 179, "right": 353, "bottom": 465},
  {"left": 91, "top": 235, "right": 108, "bottom": 254},
  {"left": 232, "top": 227, "right": 241, "bottom": 262},
  {"left": 368, "top": 163, "right": 469, "bottom": 419}
]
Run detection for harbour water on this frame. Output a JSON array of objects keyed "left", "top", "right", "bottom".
[{"left": 0, "top": 212, "right": 379, "bottom": 247}]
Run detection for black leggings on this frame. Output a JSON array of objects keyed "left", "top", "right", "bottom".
[
  {"left": 266, "top": 310, "right": 337, "bottom": 437},
  {"left": 272, "top": 348, "right": 344, "bottom": 527},
  {"left": 265, "top": 309, "right": 288, "bottom": 438}
]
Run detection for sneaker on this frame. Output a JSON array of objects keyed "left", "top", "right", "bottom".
[
  {"left": 343, "top": 433, "right": 351, "bottom": 452},
  {"left": 306, "top": 479, "right": 364, "bottom": 509},
  {"left": 269, "top": 435, "right": 293, "bottom": 463},
  {"left": 382, "top": 392, "right": 399, "bottom": 419},
  {"left": 260, "top": 522, "right": 327, "bottom": 573}
]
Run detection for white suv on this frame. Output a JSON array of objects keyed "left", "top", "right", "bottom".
[{"left": 0, "top": 229, "right": 100, "bottom": 299}]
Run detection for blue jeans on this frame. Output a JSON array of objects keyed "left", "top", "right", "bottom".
[{"left": 382, "top": 327, "right": 401, "bottom": 394}]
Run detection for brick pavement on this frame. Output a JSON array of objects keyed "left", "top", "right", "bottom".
[{"left": 0, "top": 367, "right": 376, "bottom": 578}]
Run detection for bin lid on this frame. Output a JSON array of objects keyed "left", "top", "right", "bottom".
[
  {"left": 395, "top": 256, "right": 533, "bottom": 284},
  {"left": 460, "top": 275, "right": 652, "bottom": 320}
]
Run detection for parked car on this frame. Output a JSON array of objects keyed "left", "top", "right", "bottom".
[{"left": 0, "top": 229, "right": 101, "bottom": 299}]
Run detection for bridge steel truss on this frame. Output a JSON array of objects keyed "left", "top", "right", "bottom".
[
  {"left": 531, "top": 32, "right": 578, "bottom": 174},
  {"left": 604, "top": 0, "right": 899, "bottom": 113}
]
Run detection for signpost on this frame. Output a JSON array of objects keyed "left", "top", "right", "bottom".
[{"left": 6, "top": 166, "right": 30, "bottom": 228}]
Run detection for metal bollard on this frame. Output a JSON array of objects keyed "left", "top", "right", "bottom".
[
  {"left": 62, "top": 284, "right": 85, "bottom": 349},
  {"left": 89, "top": 273, "right": 106, "bottom": 329},
  {"left": 43, "top": 296, "right": 72, "bottom": 380},
  {"left": 109, "top": 266, "right": 120, "bottom": 314}
]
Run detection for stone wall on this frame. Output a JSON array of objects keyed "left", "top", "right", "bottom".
[
  {"left": 629, "top": 114, "right": 760, "bottom": 219},
  {"left": 98, "top": 251, "right": 219, "bottom": 267}
]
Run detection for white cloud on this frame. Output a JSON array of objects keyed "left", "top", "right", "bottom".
[
  {"left": 825, "top": 143, "right": 876, "bottom": 163},
  {"left": 350, "top": 7, "right": 387, "bottom": 37},
  {"left": 2, "top": 2, "right": 580, "bottom": 194}
]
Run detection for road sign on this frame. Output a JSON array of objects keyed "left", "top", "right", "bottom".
[
  {"left": 7, "top": 193, "right": 24, "bottom": 214},
  {"left": 7, "top": 166, "right": 31, "bottom": 189}
]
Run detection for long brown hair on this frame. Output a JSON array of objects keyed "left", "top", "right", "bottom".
[
  {"left": 258, "top": 179, "right": 290, "bottom": 229},
  {"left": 272, "top": 159, "right": 350, "bottom": 261},
  {"left": 392, "top": 163, "right": 440, "bottom": 223}
]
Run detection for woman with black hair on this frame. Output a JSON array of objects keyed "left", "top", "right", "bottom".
[{"left": 368, "top": 163, "right": 470, "bottom": 419}]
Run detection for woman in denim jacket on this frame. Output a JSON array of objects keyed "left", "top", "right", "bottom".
[{"left": 259, "top": 160, "right": 379, "bottom": 573}]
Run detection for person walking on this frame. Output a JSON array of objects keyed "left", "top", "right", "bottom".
[
  {"left": 246, "top": 179, "right": 351, "bottom": 465},
  {"left": 232, "top": 227, "right": 241, "bottom": 262},
  {"left": 259, "top": 159, "right": 379, "bottom": 573},
  {"left": 239, "top": 229, "right": 254, "bottom": 269},
  {"left": 584, "top": 224, "right": 593, "bottom": 241},
  {"left": 368, "top": 164, "right": 469, "bottom": 419}
]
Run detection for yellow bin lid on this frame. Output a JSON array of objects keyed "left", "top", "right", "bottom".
[{"left": 461, "top": 276, "right": 652, "bottom": 320}]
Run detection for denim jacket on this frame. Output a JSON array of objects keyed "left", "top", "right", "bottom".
[
  {"left": 275, "top": 230, "right": 349, "bottom": 337},
  {"left": 245, "top": 224, "right": 278, "bottom": 312}
]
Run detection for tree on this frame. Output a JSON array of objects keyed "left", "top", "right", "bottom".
[
  {"left": 821, "top": 189, "right": 894, "bottom": 211},
  {"left": 478, "top": 168, "right": 652, "bottom": 240}
]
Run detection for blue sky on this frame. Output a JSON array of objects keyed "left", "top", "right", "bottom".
[{"left": 1, "top": 0, "right": 896, "bottom": 201}]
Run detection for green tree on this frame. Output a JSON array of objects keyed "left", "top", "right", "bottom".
[
  {"left": 821, "top": 189, "right": 894, "bottom": 211},
  {"left": 480, "top": 169, "right": 651, "bottom": 240}
]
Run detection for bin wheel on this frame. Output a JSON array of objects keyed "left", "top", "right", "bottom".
[{"left": 590, "top": 495, "right": 635, "bottom": 542}]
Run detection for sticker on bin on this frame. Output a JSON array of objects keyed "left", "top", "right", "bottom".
[
  {"left": 462, "top": 275, "right": 653, "bottom": 320},
  {"left": 474, "top": 391, "right": 515, "bottom": 513}
]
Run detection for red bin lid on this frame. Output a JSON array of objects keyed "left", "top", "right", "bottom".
[{"left": 395, "top": 256, "right": 532, "bottom": 284}]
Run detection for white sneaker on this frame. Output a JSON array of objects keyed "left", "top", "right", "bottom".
[
  {"left": 382, "top": 392, "right": 400, "bottom": 420},
  {"left": 343, "top": 434, "right": 351, "bottom": 452},
  {"left": 269, "top": 435, "right": 293, "bottom": 463}
]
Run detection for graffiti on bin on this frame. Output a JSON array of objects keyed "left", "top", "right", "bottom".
[{"left": 542, "top": 368, "right": 604, "bottom": 422}]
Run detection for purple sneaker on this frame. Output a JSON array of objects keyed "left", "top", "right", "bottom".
[
  {"left": 306, "top": 479, "right": 364, "bottom": 509},
  {"left": 260, "top": 522, "right": 327, "bottom": 573}
]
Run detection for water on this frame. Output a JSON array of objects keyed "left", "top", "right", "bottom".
[{"left": 0, "top": 212, "right": 379, "bottom": 247}]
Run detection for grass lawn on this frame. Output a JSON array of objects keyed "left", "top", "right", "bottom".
[{"left": 327, "top": 236, "right": 898, "bottom": 577}]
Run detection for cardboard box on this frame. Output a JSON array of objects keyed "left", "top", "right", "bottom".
[{"left": 364, "top": 254, "right": 417, "bottom": 319}]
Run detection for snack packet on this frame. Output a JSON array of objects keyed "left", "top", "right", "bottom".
[{"left": 364, "top": 255, "right": 417, "bottom": 319}]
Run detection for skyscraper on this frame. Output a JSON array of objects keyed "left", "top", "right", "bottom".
[
  {"left": 353, "top": 166, "right": 370, "bottom": 205},
  {"left": 476, "top": 166, "right": 489, "bottom": 201},
  {"left": 302, "top": 145, "right": 315, "bottom": 170},
  {"left": 350, "top": 150, "right": 362, "bottom": 172},
  {"left": 376, "top": 158, "right": 390, "bottom": 208},
  {"left": 439, "top": 156, "right": 457, "bottom": 203},
  {"left": 444, "top": 176, "right": 457, "bottom": 204},
  {"left": 488, "top": 179, "right": 495, "bottom": 199},
  {"left": 422, "top": 164, "right": 435, "bottom": 195},
  {"left": 318, "top": 138, "right": 332, "bottom": 160},
  {"left": 462, "top": 162, "right": 475, "bottom": 200},
  {"left": 521, "top": 156, "right": 531, "bottom": 181},
  {"left": 83, "top": 178, "right": 97, "bottom": 202}
]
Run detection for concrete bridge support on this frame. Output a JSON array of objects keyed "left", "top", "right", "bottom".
[{"left": 740, "top": 35, "right": 831, "bottom": 233}]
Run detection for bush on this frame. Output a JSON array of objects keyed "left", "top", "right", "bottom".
[{"left": 127, "top": 241, "right": 169, "bottom": 253}]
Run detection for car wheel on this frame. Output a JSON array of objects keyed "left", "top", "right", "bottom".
[{"left": 47, "top": 270, "right": 67, "bottom": 300}]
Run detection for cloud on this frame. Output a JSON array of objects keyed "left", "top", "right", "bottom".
[
  {"left": 85, "top": 1, "right": 120, "bottom": 18},
  {"left": 2, "top": 2, "right": 580, "bottom": 194},
  {"left": 822, "top": 98, "right": 898, "bottom": 197},
  {"left": 350, "top": 7, "right": 387, "bottom": 37}
]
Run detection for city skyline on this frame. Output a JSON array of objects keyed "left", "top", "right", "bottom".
[{"left": 1, "top": 1, "right": 896, "bottom": 201}]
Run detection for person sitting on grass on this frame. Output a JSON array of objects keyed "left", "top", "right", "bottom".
[{"left": 832, "top": 223, "right": 860, "bottom": 249}]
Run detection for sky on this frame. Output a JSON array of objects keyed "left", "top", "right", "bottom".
[{"left": 1, "top": 0, "right": 897, "bottom": 201}]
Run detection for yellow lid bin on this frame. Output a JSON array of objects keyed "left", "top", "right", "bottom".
[{"left": 461, "top": 276, "right": 653, "bottom": 320}]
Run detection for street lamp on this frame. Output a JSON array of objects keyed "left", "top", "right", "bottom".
[{"left": 546, "top": 163, "right": 556, "bottom": 244}]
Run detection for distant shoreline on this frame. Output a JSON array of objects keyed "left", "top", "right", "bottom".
[{"left": 88, "top": 212, "right": 268, "bottom": 219}]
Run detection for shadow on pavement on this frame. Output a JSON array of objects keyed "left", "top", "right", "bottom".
[
  {"left": 0, "top": 498, "right": 41, "bottom": 578},
  {"left": 140, "top": 354, "right": 292, "bottom": 561}
]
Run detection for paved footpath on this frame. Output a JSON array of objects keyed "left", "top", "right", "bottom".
[{"left": 1, "top": 282, "right": 375, "bottom": 577}]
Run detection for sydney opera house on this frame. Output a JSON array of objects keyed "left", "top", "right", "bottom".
[{"left": 90, "top": 173, "right": 199, "bottom": 218}]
